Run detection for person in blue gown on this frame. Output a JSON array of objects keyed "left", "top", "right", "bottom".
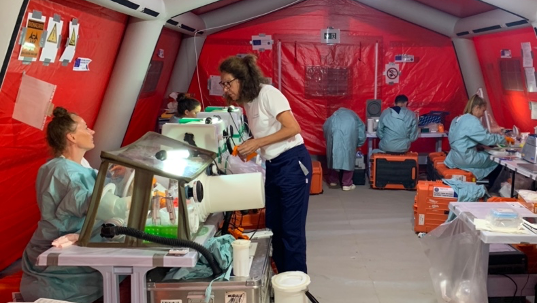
[
  {"left": 21, "top": 107, "right": 106, "bottom": 303},
  {"left": 377, "top": 94, "right": 418, "bottom": 153},
  {"left": 169, "top": 94, "right": 202, "bottom": 123},
  {"left": 444, "top": 95, "right": 506, "bottom": 184},
  {"left": 323, "top": 108, "right": 366, "bottom": 191}
]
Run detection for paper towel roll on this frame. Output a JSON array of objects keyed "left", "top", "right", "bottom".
[
  {"left": 196, "top": 172, "right": 265, "bottom": 219},
  {"left": 367, "top": 118, "right": 374, "bottom": 133}
]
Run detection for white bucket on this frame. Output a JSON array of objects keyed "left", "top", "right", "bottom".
[{"left": 272, "top": 271, "right": 311, "bottom": 303}]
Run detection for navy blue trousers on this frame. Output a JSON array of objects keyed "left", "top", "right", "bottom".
[{"left": 265, "top": 144, "right": 312, "bottom": 273}]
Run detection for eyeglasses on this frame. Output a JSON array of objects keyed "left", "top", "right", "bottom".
[{"left": 219, "top": 78, "right": 237, "bottom": 89}]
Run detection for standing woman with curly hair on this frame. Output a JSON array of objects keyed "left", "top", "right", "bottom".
[{"left": 219, "top": 55, "right": 312, "bottom": 273}]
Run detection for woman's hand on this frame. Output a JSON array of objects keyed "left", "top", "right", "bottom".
[
  {"left": 110, "top": 165, "right": 126, "bottom": 179},
  {"left": 490, "top": 125, "right": 505, "bottom": 134},
  {"left": 237, "top": 139, "right": 260, "bottom": 158}
]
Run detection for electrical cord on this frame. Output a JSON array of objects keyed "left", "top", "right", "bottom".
[
  {"left": 192, "top": 0, "right": 303, "bottom": 106},
  {"left": 100, "top": 225, "right": 223, "bottom": 278},
  {"left": 305, "top": 290, "right": 320, "bottom": 303},
  {"left": 500, "top": 273, "right": 518, "bottom": 303}
]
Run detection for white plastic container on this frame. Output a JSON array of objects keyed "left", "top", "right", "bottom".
[
  {"left": 272, "top": 271, "right": 311, "bottom": 303},
  {"left": 231, "top": 239, "right": 251, "bottom": 277},
  {"left": 486, "top": 208, "right": 521, "bottom": 231}
]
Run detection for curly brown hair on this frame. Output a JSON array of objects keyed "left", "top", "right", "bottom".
[{"left": 218, "top": 54, "right": 269, "bottom": 104}]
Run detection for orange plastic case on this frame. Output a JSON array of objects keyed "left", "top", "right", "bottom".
[
  {"left": 370, "top": 152, "right": 418, "bottom": 190},
  {"left": 435, "top": 163, "right": 476, "bottom": 182},
  {"left": 413, "top": 181, "right": 458, "bottom": 233},
  {"left": 427, "top": 152, "right": 446, "bottom": 181},
  {"left": 310, "top": 160, "right": 323, "bottom": 195}
]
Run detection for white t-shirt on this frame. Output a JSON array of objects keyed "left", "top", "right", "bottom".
[{"left": 243, "top": 84, "right": 304, "bottom": 160}]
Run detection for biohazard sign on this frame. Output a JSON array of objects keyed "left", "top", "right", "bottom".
[
  {"left": 383, "top": 62, "right": 400, "bottom": 85},
  {"left": 40, "top": 14, "right": 63, "bottom": 65},
  {"left": 19, "top": 12, "right": 46, "bottom": 62}
]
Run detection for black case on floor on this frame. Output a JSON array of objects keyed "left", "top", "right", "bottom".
[{"left": 353, "top": 168, "right": 366, "bottom": 185}]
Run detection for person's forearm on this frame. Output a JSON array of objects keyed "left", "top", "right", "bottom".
[{"left": 257, "top": 126, "right": 299, "bottom": 148}]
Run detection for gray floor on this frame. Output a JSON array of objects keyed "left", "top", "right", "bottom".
[{"left": 306, "top": 183, "right": 437, "bottom": 303}]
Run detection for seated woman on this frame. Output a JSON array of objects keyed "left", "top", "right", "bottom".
[
  {"left": 169, "top": 93, "right": 202, "bottom": 123},
  {"left": 20, "top": 107, "right": 129, "bottom": 303},
  {"left": 444, "top": 95, "right": 506, "bottom": 186}
]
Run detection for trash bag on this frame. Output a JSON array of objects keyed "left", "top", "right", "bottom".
[{"left": 420, "top": 217, "right": 488, "bottom": 303}]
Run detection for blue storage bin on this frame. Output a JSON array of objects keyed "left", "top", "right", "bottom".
[{"left": 418, "top": 111, "right": 449, "bottom": 127}]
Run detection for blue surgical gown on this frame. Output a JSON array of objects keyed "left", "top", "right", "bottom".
[
  {"left": 323, "top": 108, "right": 366, "bottom": 171},
  {"left": 377, "top": 107, "right": 418, "bottom": 153},
  {"left": 21, "top": 157, "right": 103, "bottom": 303},
  {"left": 444, "top": 113, "right": 505, "bottom": 180}
]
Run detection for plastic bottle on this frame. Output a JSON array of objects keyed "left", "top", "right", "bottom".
[
  {"left": 438, "top": 123, "right": 444, "bottom": 133},
  {"left": 355, "top": 151, "right": 364, "bottom": 168}
]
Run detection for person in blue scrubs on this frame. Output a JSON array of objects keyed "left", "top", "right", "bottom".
[
  {"left": 169, "top": 93, "right": 201, "bottom": 123},
  {"left": 219, "top": 54, "right": 311, "bottom": 273},
  {"left": 323, "top": 108, "right": 366, "bottom": 191},
  {"left": 444, "top": 95, "right": 506, "bottom": 185},
  {"left": 377, "top": 94, "right": 418, "bottom": 153},
  {"left": 20, "top": 107, "right": 104, "bottom": 303}
]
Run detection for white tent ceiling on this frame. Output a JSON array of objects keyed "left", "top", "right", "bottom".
[{"left": 83, "top": 0, "right": 537, "bottom": 37}]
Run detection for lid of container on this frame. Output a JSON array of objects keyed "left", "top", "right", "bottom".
[
  {"left": 491, "top": 208, "right": 518, "bottom": 218},
  {"left": 271, "top": 271, "right": 311, "bottom": 293},
  {"left": 231, "top": 239, "right": 251, "bottom": 248}
]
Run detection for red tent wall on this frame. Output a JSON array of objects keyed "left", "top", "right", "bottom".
[
  {"left": 474, "top": 27, "right": 537, "bottom": 133},
  {"left": 0, "top": 0, "right": 127, "bottom": 271},
  {"left": 187, "top": 0, "right": 467, "bottom": 155},
  {"left": 122, "top": 28, "right": 182, "bottom": 146}
]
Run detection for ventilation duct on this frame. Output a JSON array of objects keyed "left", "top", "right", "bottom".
[
  {"left": 85, "top": 0, "right": 165, "bottom": 20},
  {"left": 454, "top": 9, "right": 527, "bottom": 38},
  {"left": 165, "top": 12, "right": 206, "bottom": 35},
  {"left": 201, "top": 0, "right": 306, "bottom": 35}
]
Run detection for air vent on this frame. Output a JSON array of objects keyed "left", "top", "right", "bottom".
[
  {"left": 141, "top": 8, "right": 159, "bottom": 17},
  {"left": 167, "top": 19, "right": 179, "bottom": 26},
  {"left": 506, "top": 20, "right": 528, "bottom": 27},
  {"left": 473, "top": 25, "right": 502, "bottom": 34},
  {"left": 179, "top": 24, "right": 203, "bottom": 35},
  {"left": 110, "top": 0, "right": 139, "bottom": 10},
  {"left": 456, "top": 31, "right": 470, "bottom": 37},
  {"left": 180, "top": 24, "right": 196, "bottom": 32}
]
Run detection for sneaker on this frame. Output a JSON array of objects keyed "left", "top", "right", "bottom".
[
  {"left": 342, "top": 184, "right": 356, "bottom": 191},
  {"left": 329, "top": 183, "right": 338, "bottom": 187}
]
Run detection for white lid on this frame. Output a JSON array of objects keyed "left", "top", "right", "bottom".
[
  {"left": 231, "top": 239, "right": 251, "bottom": 248},
  {"left": 271, "top": 271, "right": 311, "bottom": 293}
]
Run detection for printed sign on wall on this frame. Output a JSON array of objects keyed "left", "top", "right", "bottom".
[{"left": 19, "top": 11, "right": 46, "bottom": 63}]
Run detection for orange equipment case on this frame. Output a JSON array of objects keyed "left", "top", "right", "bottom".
[
  {"left": 370, "top": 152, "right": 418, "bottom": 190},
  {"left": 310, "top": 160, "right": 323, "bottom": 195},
  {"left": 427, "top": 152, "right": 446, "bottom": 181},
  {"left": 435, "top": 163, "right": 476, "bottom": 182},
  {"left": 413, "top": 180, "right": 458, "bottom": 233}
]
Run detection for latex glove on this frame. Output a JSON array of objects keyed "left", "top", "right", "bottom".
[{"left": 52, "top": 233, "right": 79, "bottom": 248}]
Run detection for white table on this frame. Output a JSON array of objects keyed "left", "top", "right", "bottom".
[
  {"left": 489, "top": 154, "right": 537, "bottom": 197},
  {"left": 36, "top": 214, "right": 222, "bottom": 303},
  {"left": 446, "top": 202, "right": 537, "bottom": 298},
  {"left": 366, "top": 131, "right": 447, "bottom": 155}
]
